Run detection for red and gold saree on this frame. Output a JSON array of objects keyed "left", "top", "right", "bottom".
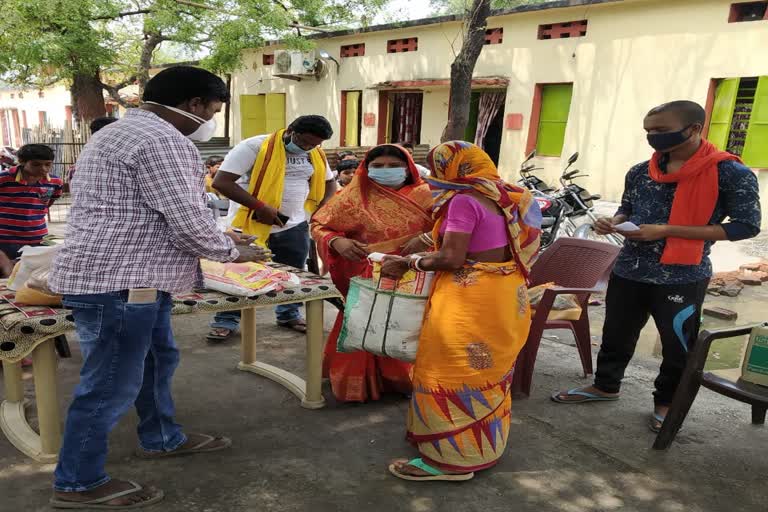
[{"left": 310, "top": 145, "right": 433, "bottom": 402}]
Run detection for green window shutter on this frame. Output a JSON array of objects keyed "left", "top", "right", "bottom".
[
  {"left": 536, "top": 84, "right": 573, "bottom": 157},
  {"left": 742, "top": 76, "right": 768, "bottom": 167},
  {"left": 708, "top": 79, "right": 739, "bottom": 151}
]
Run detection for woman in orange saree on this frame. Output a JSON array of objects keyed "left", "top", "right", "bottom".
[
  {"left": 381, "top": 141, "right": 542, "bottom": 481},
  {"left": 310, "top": 144, "right": 434, "bottom": 403}
]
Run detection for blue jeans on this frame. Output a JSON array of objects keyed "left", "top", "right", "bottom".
[
  {"left": 54, "top": 291, "right": 186, "bottom": 492},
  {"left": 211, "top": 222, "right": 310, "bottom": 329}
]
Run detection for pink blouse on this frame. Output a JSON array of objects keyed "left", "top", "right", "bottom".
[{"left": 439, "top": 194, "right": 509, "bottom": 252}]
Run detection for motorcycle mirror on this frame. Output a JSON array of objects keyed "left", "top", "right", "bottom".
[
  {"left": 568, "top": 152, "right": 579, "bottom": 165},
  {"left": 523, "top": 150, "right": 536, "bottom": 163}
]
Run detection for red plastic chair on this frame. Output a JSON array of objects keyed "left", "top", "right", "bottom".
[{"left": 512, "top": 237, "right": 621, "bottom": 397}]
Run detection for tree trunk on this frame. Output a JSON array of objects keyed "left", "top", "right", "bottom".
[
  {"left": 442, "top": 0, "right": 492, "bottom": 142},
  {"left": 138, "top": 32, "right": 164, "bottom": 96},
  {"left": 70, "top": 71, "right": 106, "bottom": 125}
]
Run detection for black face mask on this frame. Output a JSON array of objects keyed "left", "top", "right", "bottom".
[{"left": 647, "top": 125, "right": 694, "bottom": 152}]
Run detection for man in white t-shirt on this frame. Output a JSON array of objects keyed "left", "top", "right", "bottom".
[{"left": 209, "top": 115, "right": 335, "bottom": 339}]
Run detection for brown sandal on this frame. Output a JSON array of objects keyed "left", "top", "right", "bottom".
[{"left": 50, "top": 480, "right": 164, "bottom": 509}]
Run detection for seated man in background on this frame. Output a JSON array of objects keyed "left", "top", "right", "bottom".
[
  {"left": 399, "top": 142, "right": 430, "bottom": 179},
  {"left": 205, "top": 155, "right": 224, "bottom": 194},
  {"left": 0, "top": 143, "right": 62, "bottom": 260},
  {"left": 89, "top": 117, "right": 118, "bottom": 134}
]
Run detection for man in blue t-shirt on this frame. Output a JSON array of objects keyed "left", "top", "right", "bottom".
[{"left": 552, "top": 101, "right": 761, "bottom": 432}]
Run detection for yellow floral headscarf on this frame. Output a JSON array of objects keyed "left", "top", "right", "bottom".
[{"left": 426, "top": 141, "right": 542, "bottom": 277}]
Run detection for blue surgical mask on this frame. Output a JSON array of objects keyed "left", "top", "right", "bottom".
[
  {"left": 284, "top": 133, "right": 308, "bottom": 155},
  {"left": 368, "top": 167, "right": 408, "bottom": 187}
]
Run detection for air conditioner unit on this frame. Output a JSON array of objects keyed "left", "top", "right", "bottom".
[{"left": 273, "top": 50, "right": 317, "bottom": 76}]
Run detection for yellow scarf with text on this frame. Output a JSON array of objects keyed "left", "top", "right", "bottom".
[{"left": 231, "top": 129, "right": 327, "bottom": 245}]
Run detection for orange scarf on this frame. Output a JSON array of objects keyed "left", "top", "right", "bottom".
[{"left": 648, "top": 139, "right": 741, "bottom": 265}]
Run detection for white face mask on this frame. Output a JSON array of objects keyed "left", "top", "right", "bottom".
[{"left": 144, "top": 101, "right": 217, "bottom": 142}]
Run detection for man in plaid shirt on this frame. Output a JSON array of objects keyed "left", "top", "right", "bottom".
[{"left": 48, "top": 66, "right": 266, "bottom": 509}]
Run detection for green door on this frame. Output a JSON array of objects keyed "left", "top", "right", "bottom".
[
  {"left": 536, "top": 84, "right": 573, "bottom": 157},
  {"left": 708, "top": 79, "right": 739, "bottom": 151},
  {"left": 742, "top": 76, "right": 768, "bottom": 167}
]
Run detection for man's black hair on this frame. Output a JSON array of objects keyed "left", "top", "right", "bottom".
[
  {"left": 17, "top": 144, "right": 54, "bottom": 162},
  {"left": 647, "top": 101, "right": 706, "bottom": 127},
  {"left": 288, "top": 115, "right": 333, "bottom": 139},
  {"left": 399, "top": 141, "right": 414, "bottom": 150},
  {"left": 89, "top": 117, "right": 118, "bottom": 134},
  {"left": 338, "top": 150, "right": 356, "bottom": 158},
  {"left": 206, "top": 155, "right": 224, "bottom": 167},
  {"left": 143, "top": 65, "right": 230, "bottom": 106},
  {"left": 336, "top": 159, "right": 359, "bottom": 172}
]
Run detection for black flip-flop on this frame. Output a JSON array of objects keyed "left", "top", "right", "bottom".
[
  {"left": 277, "top": 319, "right": 307, "bottom": 333},
  {"left": 206, "top": 328, "right": 233, "bottom": 342}
]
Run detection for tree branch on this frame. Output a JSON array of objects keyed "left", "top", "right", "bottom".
[
  {"left": 91, "top": 9, "right": 152, "bottom": 21},
  {"left": 173, "top": 0, "right": 214, "bottom": 10},
  {"left": 99, "top": 70, "right": 139, "bottom": 109}
]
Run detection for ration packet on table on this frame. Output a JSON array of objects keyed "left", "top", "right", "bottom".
[{"left": 201, "top": 260, "right": 300, "bottom": 297}]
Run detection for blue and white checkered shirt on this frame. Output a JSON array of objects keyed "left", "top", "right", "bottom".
[{"left": 50, "top": 108, "right": 238, "bottom": 295}]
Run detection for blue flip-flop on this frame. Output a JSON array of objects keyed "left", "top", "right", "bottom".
[
  {"left": 388, "top": 458, "right": 474, "bottom": 482},
  {"left": 649, "top": 413, "right": 666, "bottom": 433},
  {"left": 551, "top": 388, "right": 620, "bottom": 404}
]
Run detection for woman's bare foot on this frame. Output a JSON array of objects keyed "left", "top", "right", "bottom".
[
  {"left": 53, "top": 479, "right": 162, "bottom": 507},
  {"left": 551, "top": 385, "right": 620, "bottom": 403}
]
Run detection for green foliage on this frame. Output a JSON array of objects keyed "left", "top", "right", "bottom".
[{"left": 0, "top": 0, "right": 386, "bottom": 90}]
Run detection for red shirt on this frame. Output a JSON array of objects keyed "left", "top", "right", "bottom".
[{"left": 0, "top": 166, "right": 63, "bottom": 245}]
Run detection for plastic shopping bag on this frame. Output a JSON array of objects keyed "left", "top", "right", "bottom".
[
  {"left": 201, "top": 260, "right": 300, "bottom": 297},
  {"left": 8, "top": 245, "right": 62, "bottom": 291},
  {"left": 367, "top": 252, "right": 434, "bottom": 296},
  {"left": 338, "top": 277, "right": 427, "bottom": 362}
]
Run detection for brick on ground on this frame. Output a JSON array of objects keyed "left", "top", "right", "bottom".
[{"left": 703, "top": 306, "right": 738, "bottom": 321}]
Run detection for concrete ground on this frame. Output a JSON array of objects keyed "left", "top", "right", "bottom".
[{"left": 1, "top": 303, "right": 766, "bottom": 512}]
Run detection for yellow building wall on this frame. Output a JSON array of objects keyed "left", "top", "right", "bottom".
[{"left": 230, "top": 0, "right": 768, "bottom": 223}]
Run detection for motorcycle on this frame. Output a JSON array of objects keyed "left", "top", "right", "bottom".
[
  {"left": 518, "top": 150, "right": 568, "bottom": 249},
  {"left": 518, "top": 150, "right": 623, "bottom": 248},
  {"left": 556, "top": 152, "right": 623, "bottom": 246}
]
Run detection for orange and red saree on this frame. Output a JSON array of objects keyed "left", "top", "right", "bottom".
[{"left": 311, "top": 145, "right": 433, "bottom": 402}]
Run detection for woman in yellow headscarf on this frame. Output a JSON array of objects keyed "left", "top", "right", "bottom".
[{"left": 381, "top": 141, "right": 542, "bottom": 481}]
